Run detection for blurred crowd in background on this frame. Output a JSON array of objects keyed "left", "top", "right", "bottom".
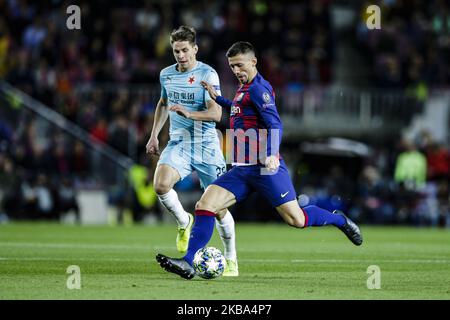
[
  {"left": 0, "top": 0, "right": 450, "bottom": 226},
  {"left": 290, "top": 130, "right": 450, "bottom": 227},
  {"left": 357, "top": 0, "right": 450, "bottom": 97}
]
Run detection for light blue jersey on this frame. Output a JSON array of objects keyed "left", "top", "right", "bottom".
[
  {"left": 158, "top": 61, "right": 226, "bottom": 189},
  {"left": 160, "top": 61, "right": 221, "bottom": 143}
]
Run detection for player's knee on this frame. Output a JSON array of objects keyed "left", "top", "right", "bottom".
[
  {"left": 293, "top": 219, "right": 305, "bottom": 228},
  {"left": 195, "top": 199, "right": 217, "bottom": 214},
  {"left": 279, "top": 207, "right": 306, "bottom": 228},
  {"left": 285, "top": 219, "right": 304, "bottom": 228},
  {"left": 216, "top": 209, "right": 227, "bottom": 220},
  {"left": 153, "top": 181, "right": 171, "bottom": 195},
  {"left": 285, "top": 215, "right": 305, "bottom": 228}
]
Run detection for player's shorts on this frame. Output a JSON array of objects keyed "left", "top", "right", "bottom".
[
  {"left": 158, "top": 139, "right": 226, "bottom": 190},
  {"left": 213, "top": 159, "right": 297, "bottom": 208}
]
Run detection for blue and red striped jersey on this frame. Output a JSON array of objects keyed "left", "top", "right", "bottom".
[{"left": 216, "top": 73, "right": 283, "bottom": 165}]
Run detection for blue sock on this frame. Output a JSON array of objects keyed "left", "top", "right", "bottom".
[
  {"left": 183, "top": 210, "right": 216, "bottom": 265},
  {"left": 302, "top": 205, "right": 346, "bottom": 227}
]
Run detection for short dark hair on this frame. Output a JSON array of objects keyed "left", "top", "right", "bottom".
[
  {"left": 226, "top": 42, "right": 255, "bottom": 58},
  {"left": 170, "top": 26, "right": 196, "bottom": 46}
]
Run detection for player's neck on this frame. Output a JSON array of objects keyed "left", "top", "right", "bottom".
[
  {"left": 177, "top": 60, "right": 198, "bottom": 73},
  {"left": 243, "top": 69, "right": 258, "bottom": 85}
]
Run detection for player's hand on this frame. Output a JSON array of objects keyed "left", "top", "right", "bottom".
[
  {"left": 265, "top": 155, "right": 280, "bottom": 172},
  {"left": 201, "top": 81, "right": 218, "bottom": 100},
  {"left": 169, "top": 105, "right": 191, "bottom": 119},
  {"left": 146, "top": 137, "right": 160, "bottom": 156}
]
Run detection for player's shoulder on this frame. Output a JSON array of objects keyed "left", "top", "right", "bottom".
[
  {"left": 160, "top": 63, "right": 177, "bottom": 77},
  {"left": 197, "top": 61, "right": 219, "bottom": 76},
  {"left": 250, "top": 73, "right": 273, "bottom": 95}
]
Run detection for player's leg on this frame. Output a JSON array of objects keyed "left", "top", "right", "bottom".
[
  {"left": 156, "top": 167, "right": 252, "bottom": 279},
  {"left": 155, "top": 144, "right": 194, "bottom": 253},
  {"left": 188, "top": 164, "right": 251, "bottom": 267},
  {"left": 275, "top": 200, "right": 306, "bottom": 227},
  {"left": 196, "top": 161, "right": 238, "bottom": 276},
  {"left": 276, "top": 200, "right": 343, "bottom": 228},
  {"left": 155, "top": 184, "right": 237, "bottom": 280},
  {"left": 275, "top": 201, "right": 363, "bottom": 245},
  {"left": 215, "top": 208, "right": 238, "bottom": 276},
  {"left": 257, "top": 160, "right": 363, "bottom": 245},
  {"left": 153, "top": 163, "right": 185, "bottom": 221},
  {"left": 214, "top": 209, "right": 236, "bottom": 260},
  {"left": 183, "top": 184, "right": 237, "bottom": 265}
]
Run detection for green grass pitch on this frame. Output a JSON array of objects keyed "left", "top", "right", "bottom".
[{"left": 1, "top": 222, "right": 449, "bottom": 299}]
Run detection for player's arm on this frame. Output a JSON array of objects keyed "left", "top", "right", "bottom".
[
  {"left": 169, "top": 99, "right": 222, "bottom": 122},
  {"left": 250, "top": 85, "right": 283, "bottom": 171},
  {"left": 169, "top": 70, "right": 225, "bottom": 122},
  {"left": 146, "top": 97, "right": 168, "bottom": 155},
  {"left": 201, "top": 81, "right": 233, "bottom": 111}
]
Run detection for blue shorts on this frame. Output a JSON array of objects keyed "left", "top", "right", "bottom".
[
  {"left": 158, "top": 139, "right": 226, "bottom": 190},
  {"left": 213, "top": 160, "right": 297, "bottom": 208}
]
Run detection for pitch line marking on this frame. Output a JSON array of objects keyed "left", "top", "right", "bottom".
[{"left": 1, "top": 257, "right": 450, "bottom": 264}]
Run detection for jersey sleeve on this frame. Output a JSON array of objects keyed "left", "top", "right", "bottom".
[
  {"left": 204, "top": 69, "right": 221, "bottom": 102},
  {"left": 215, "top": 96, "right": 233, "bottom": 112},
  {"left": 160, "top": 71, "right": 167, "bottom": 99},
  {"left": 249, "top": 84, "right": 283, "bottom": 156}
]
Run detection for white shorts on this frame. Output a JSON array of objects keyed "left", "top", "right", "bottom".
[{"left": 157, "top": 139, "right": 226, "bottom": 190}]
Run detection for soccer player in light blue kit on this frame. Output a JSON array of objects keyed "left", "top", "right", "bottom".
[{"left": 146, "top": 26, "right": 238, "bottom": 276}]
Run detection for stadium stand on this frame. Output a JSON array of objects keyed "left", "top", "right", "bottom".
[{"left": 0, "top": 0, "right": 449, "bottom": 226}]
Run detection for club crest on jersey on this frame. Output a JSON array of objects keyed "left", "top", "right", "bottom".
[{"left": 188, "top": 76, "right": 195, "bottom": 84}]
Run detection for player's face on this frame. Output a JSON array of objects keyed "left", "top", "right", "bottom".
[
  {"left": 172, "top": 41, "right": 198, "bottom": 72},
  {"left": 228, "top": 53, "right": 257, "bottom": 84}
]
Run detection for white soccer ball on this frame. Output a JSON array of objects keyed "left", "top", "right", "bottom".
[{"left": 192, "top": 246, "right": 226, "bottom": 279}]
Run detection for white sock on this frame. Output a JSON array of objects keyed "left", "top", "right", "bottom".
[
  {"left": 158, "top": 189, "right": 189, "bottom": 228},
  {"left": 215, "top": 210, "right": 237, "bottom": 261}
]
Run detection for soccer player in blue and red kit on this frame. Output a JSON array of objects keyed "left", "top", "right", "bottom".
[{"left": 156, "top": 42, "right": 363, "bottom": 279}]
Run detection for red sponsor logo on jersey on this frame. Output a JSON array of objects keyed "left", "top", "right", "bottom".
[{"left": 188, "top": 76, "right": 195, "bottom": 84}]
